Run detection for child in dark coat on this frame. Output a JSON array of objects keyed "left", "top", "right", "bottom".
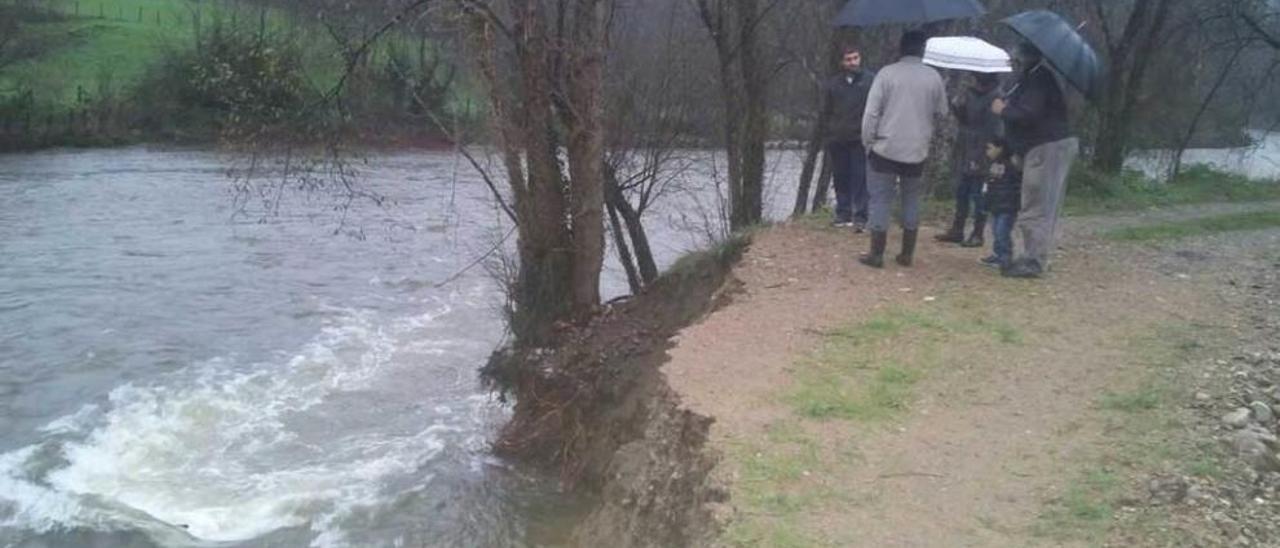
[{"left": 979, "top": 138, "right": 1022, "bottom": 268}]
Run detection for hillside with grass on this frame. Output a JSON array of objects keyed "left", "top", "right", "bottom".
[{"left": 0, "top": 0, "right": 463, "bottom": 149}]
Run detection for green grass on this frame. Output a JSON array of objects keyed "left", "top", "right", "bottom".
[
  {"left": 1037, "top": 323, "right": 1227, "bottom": 543},
  {"left": 785, "top": 309, "right": 942, "bottom": 422},
  {"left": 724, "top": 301, "right": 1015, "bottom": 547},
  {"left": 785, "top": 304, "right": 1023, "bottom": 423},
  {"left": 1065, "top": 164, "right": 1280, "bottom": 216},
  {"left": 723, "top": 422, "right": 830, "bottom": 548},
  {"left": 2, "top": 0, "right": 439, "bottom": 109},
  {"left": 1039, "top": 467, "right": 1120, "bottom": 540},
  {"left": 3, "top": 2, "right": 186, "bottom": 106},
  {"left": 724, "top": 519, "right": 817, "bottom": 548},
  {"left": 1186, "top": 453, "right": 1226, "bottom": 480},
  {"left": 1099, "top": 385, "right": 1162, "bottom": 413},
  {"left": 1102, "top": 209, "right": 1280, "bottom": 241}
]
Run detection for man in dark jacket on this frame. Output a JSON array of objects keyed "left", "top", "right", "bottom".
[
  {"left": 823, "top": 46, "right": 876, "bottom": 230},
  {"left": 937, "top": 72, "right": 1002, "bottom": 247},
  {"left": 992, "top": 42, "right": 1079, "bottom": 278}
]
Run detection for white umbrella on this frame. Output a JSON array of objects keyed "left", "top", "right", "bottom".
[{"left": 923, "top": 36, "right": 1012, "bottom": 73}]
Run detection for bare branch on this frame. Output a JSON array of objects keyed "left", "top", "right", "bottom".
[{"left": 1242, "top": 11, "right": 1280, "bottom": 50}]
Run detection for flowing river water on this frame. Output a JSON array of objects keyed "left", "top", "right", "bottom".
[
  {"left": 1, "top": 134, "right": 1274, "bottom": 548},
  {"left": 0, "top": 147, "right": 801, "bottom": 547}
]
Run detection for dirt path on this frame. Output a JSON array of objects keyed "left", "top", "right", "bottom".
[{"left": 662, "top": 202, "right": 1280, "bottom": 546}]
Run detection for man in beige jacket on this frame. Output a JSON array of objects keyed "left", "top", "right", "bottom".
[{"left": 859, "top": 30, "right": 949, "bottom": 268}]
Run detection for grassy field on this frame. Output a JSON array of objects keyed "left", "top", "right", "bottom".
[
  {"left": 2, "top": 0, "right": 429, "bottom": 109},
  {"left": 916, "top": 164, "right": 1280, "bottom": 227},
  {"left": 1103, "top": 209, "right": 1280, "bottom": 241},
  {"left": 6, "top": 0, "right": 232, "bottom": 106},
  {"left": 1065, "top": 164, "right": 1280, "bottom": 216}
]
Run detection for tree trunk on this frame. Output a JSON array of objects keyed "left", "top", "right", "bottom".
[
  {"left": 563, "top": 0, "right": 607, "bottom": 321},
  {"left": 733, "top": 0, "right": 767, "bottom": 230},
  {"left": 810, "top": 147, "right": 833, "bottom": 212},
  {"left": 1171, "top": 45, "right": 1246, "bottom": 180},
  {"left": 793, "top": 22, "right": 842, "bottom": 218},
  {"left": 617, "top": 197, "right": 658, "bottom": 285},
  {"left": 1091, "top": 0, "right": 1174, "bottom": 173},
  {"left": 700, "top": 0, "right": 770, "bottom": 233},
  {"left": 514, "top": 11, "right": 574, "bottom": 345},
  {"left": 605, "top": 198, "right": 642, "bottom": 295},
  {"left": 467, "top": 2, "right": 609, "bottom": 346},
  {"left": 605, "top": 165, "right": 659, "bottom": 287},
  {"left": 793, "top": 132, "right": 823, "bottom": 217}
]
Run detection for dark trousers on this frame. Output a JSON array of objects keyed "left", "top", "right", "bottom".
[
  {"left": 828, "top": 141, "right": 869, "bottom": 223},
  {"left": 991, "top": 211, "right": 1017, "bottom": 264},
  {"left": 953, "top": 173, "right": 987, "bottom": 226}
]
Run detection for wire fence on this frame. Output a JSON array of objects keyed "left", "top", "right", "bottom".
[
  {"left": 0, "top": 92, "right": 129, "bottom": 149},
  {"left": 8, "top": 0, "right": 273, "bottom": 29}
]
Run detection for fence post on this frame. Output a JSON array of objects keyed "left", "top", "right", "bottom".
[
  {"left": 137, "top": 6, "right": 142, "bottom": 22},
  {"left": 74, "top": 2, "right": 79, "bottom": 16},
  {"left": 98, "top": 3, "right": 103, "bottom": 18}
]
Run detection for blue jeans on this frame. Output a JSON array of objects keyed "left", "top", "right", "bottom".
[
  {"left": 992, "top": 211, "right": 1017, "bottom": 264},
  {"left": 954, "top": 173, "right": 987, "bottom": 226},
  {"left": 867, "top": 165, "right": 924, "bottom": 232},
  {"left": 828, "top": 141, "right": 869, "bottom": 223}
]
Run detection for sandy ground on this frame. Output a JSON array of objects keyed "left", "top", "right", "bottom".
[{"left": 663, "top": 202, "right": 1280, "bottom": 547}]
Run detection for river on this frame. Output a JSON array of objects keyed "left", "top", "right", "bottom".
[
  {"left": 4, "top": 131, "right": 1273, "bottom": 548},
  {"left": 0, "top": 147, "right": 802, "bottom": 547},
  {"left": 1125, "top": 130, "right": 1280, "bottom": 181}
]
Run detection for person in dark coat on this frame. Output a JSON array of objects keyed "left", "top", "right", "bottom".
[
  {"left": 822, "top": 45, "right": 876, "bottom": 230},
  {"left": 991, "top": 42, "right": 1078, "bottom": 278},
  {"left": 978, "top": 137, "right": 1022, "bottom": 269},
  {"left": 937, "top": 72, "right": 1002, "bottom": 248}
]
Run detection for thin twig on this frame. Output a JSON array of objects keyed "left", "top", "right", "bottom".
[{"left": 433, "top": 226, "right": 517, "bottom": 288}]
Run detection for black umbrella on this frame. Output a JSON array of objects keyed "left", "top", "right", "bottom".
[
  {"left": 1001, "top": 10, "right": 1104, "bottom": 101},
  {"left": 834, "top": 0, "right": 986, "bottom": 27}
]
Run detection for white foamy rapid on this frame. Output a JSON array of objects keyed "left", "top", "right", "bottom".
[{"left": 0, "top": 296, "right": 502, "bottom": 547}]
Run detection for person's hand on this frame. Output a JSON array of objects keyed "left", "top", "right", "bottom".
[{"left": 991, "top": 98, "right": 1007, "bottom": 115}]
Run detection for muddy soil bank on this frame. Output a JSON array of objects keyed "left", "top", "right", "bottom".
[{"left": 482, "top": 238, "right": 748, "bottom": 547}]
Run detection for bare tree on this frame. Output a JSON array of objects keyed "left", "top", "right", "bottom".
[
  {"left": 459, "top": 1, "right": 611, "bottom": 346},
  {"left": 788, "top": 0, "right": 844, "bottom": 218},
  {"left": 598, "top": 0, "right": 704, "bottom": 293},
  {"left": 1239, "top": 0, "right": 1280, "bottom": 50},
  {"left": 1088, "top": 0, "right": 1179, "bottom": 174},
  {"left": 694, "top": 0, "right": 782, "bottom": 231}
]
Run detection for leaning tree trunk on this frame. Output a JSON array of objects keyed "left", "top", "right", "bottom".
[
  {"left": 793, "top": 23, "right": 843, "bottom": 218},
  {"left": 810, "top": 148, "right": 833, "bottom": 212},
  {"left": 793, "top": 124, "right": 826, "bottom": 217},
  {"left": 605, "top": 199, "right": 642, "bottom": 294},
  {"left": 1171, "top": 45, "right": 1246, "bottom": 180},
  {"left": 604, "top": 165, "right": 659, "bottom": 289}
]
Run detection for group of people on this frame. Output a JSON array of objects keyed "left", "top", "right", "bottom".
[{"left": 824, "top": 30, "right": 1077, "bottom": 279}]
